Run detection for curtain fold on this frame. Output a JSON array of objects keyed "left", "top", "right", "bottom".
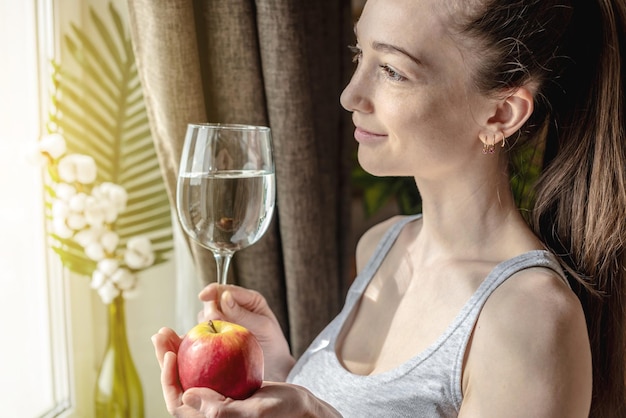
[{"left": 127, "top": 0, "right": 353, "bottom": 356}]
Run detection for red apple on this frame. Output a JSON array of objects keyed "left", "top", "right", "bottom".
[{"left": 177, "top": 320, "right": 264, "bottom": 400}]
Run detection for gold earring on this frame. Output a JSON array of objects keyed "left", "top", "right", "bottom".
[
  {"left": 488, "top": 135, "right": 496, "bottom": 154},
  {"left": 501, "top": 132, "right": 506, "bottom": 148},
  {"left": 482, "top": 141, "right": 490, "bottom": 154},
  {"left": 480, "top": 134, "right": 491, "bottom": 154}
]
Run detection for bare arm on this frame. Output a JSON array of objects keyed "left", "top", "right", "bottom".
[{"left": 458, "top": 269, "right": 592, "bottom": 417}]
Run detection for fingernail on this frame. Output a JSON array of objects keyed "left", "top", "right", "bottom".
[{"left": 223, "top": 291, "right": 236, "bottom": 309}]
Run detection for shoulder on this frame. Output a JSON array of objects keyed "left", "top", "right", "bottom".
[
  {"left": 355, "top": 215, "right": 411, "bottom": 272},
  {"left": 460, "top": 267, "right": 592, "bottom": 417}
]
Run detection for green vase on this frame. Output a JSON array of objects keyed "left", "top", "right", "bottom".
[{"left": 95, "top": 295, "right": 145, "bottom": 418}]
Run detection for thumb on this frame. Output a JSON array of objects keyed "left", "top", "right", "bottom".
[
  {"left": 198, "top": 282, "right": 220, "bottom": 302},
  {"left": 220, "top": 290, "right": 251, "bottom": 324},
  {"left": 182, "top": 392, "right": 202, "bottom": 410},
  {"left": 182, "top": 387, "right": 226, "bottom": 412},
  {"left": 180, "top": 387, "right": 226, "bottom": 418}
]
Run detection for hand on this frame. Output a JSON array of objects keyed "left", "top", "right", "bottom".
[
  {"left": 179, "top": 381, "right": 343, "bottom": 418},
  {"left": 152, "top": 328, "right": 342, "bottom": 418},
  {"left": 198, "top": 283, "right": 295, "bottom": 381},
  {"left": 152, "top": 327, "right": 223, "bottom": 417},
  {"left": 151, "top": 327, "right": 200, "bottom": 417},
  {"left": 152, "top": 326, "right": 182, "bottom": 370}
]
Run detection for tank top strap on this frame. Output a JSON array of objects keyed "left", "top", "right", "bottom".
[
  {"left": 347, "top": 215, "right": 422, "bottom": 299},
  {"left": 468, "top": 249, "right": 568, "bottom": 307},
  {"left": 450, "top": 249, "right": 568, "bottom": 406},
  {"left": 454, "top": 249, "right": 568, "bottom": 347}
]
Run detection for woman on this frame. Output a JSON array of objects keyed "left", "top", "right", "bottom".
[{"left": 153, "top": 0, "right": 626, "bottom": 416}]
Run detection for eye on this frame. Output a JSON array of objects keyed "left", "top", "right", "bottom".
[
  {"left": 348, "top": 45, "right": 362, "bottom": 63},
  {"left": 379, "top": 64, "right": 406, "bottom": 82}
]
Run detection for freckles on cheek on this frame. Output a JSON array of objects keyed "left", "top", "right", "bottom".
[{"left": 395, "top": 99, "right": 446, "bottom": 141}]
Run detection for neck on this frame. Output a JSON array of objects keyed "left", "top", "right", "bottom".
[{"left": 412, "top": 165, "right": 536, "bottom": 263}]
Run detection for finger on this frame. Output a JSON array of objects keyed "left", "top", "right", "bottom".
[
  {"left": 182, "top": 392, "right": 202, "bottom": 410},
  {"left": 221, "top": 288, "right": 271, "bottom": 320},
  {"left": 151, "top": 334, "right": 165, "bottom": 368},
  {"left": 198, "top": 282, "right": 221, "bottom": 302},
  {"left": 219, "top": 290, "right": 261, "bottom": 328},
  {"left": 197, "top": 308, "right": 206, "bottom": 324},
  {"left": 157, "top": 327, "right": 182, "bottom": 347},
  {"left": 161, "top": 351, "right": 183, "bottom": 414},
  {"left": 198, "top": 299, "right": 222, "bottom": 323},
  {"left": 152, "top": 328, "right": 182, "bottom": 368},
  {"left": 182, "top": 387, "right": 227, "bottom": 414}
]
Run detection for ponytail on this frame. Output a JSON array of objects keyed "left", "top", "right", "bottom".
[
  {"left": 460, "top": 0, "right": 626, "bottom": 415},
  {"left": 531, "top": 1, "right": 626, "bottom": 415}
]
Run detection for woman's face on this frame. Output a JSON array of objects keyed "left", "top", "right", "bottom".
[{"left": 341, "top": 0, "right": 494, "bottom": 180}]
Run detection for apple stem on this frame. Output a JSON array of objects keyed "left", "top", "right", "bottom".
[{"left": 208, "top": 320, "right": 218, "bottom": 333}]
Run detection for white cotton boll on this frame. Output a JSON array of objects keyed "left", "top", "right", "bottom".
[
  {"left": 101, "top": 230, "right": 119, "bottom": 254},
  {"left": 39, "top": 133, "right": 67, "bottom": 160},
  {"left": 52, "top": 217, "right": 73, "bottom": 239},
  {"left": 52, "top": 200, "right": 70, "bottom": 219},
  {"left": 74, "top": 227, "right": 101, "bottom": 248},
  {"left": 68, "top": 193, "right": 87, "bottom": 212},
  {"left": 94, "top": 182, "right": 128, "bottom": 214},
  {"left": 98, "top": 281, "right": 120, "bottom": 305},
  {"left": 66, "top": 213, "right": 87, "bottom": 231},
  {"left": 85, "top": 242, "right": 105, "bottom": 261},
  {"left": 109, "top": 184, "right": 127, "bottom": 212},
  {"left": 111, "top": 268, "right": 135, "bottom": 290},
  {"left": 127, "top": 236, "right": 152, "bottom": 253},
  {"left": 25, "top": 143, "right": 49, "bottom": 167},
  {"left": 55, "top": 183, "right": 76, "bottom": 201},
  {"left": 57, "top": 155, "right": 79, "bottom": 183},
  {"left": 97, "top": 258, "right": 119, "bottom": 276},
  {"left": 100, "top": 200, "right": 119, "bottom": 224},
  {"left": 58, "top": 154, "right": 97, "bottom": 184},
  {"left": 84, "top": 196, "right": 107, "bottom": 227},
  {"left": 124, "top": 236, "right": 155, "bottom": 269},
  {"left": 91, "top": 269, "right": 106, "bottom": 289},
  {"left": 51, "top": 201, "right": 74, "bottom": 237},
  {"left": 124, "top": 251, "right": 145, "bottom": 270},
  {"left": 75, "top": 155, "right": 97, "bottom": 184}
]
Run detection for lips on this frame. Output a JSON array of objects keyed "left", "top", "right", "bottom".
[{"left": 354, "top": 126, "right": 387, "bottom": 144}]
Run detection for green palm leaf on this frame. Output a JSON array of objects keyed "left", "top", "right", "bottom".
[{"left": 45, "top": 2, "right": 172, "bottom": 274}]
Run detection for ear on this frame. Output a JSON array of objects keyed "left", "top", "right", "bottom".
[{"left": 480, "top": 86, "right": 534, "bottom": 146}]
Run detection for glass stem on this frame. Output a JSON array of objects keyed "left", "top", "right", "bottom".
[
  {"left": 213, "top": 252, "right": 234, "bottom": 311},
  {"left": 214, "top": 252, "right": 233, "bottom": 286}
]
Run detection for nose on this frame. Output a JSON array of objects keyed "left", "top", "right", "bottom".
[{"left": 340, "top": 70, "right": 373, "bottom": 114}]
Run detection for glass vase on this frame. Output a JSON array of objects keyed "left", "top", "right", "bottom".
[{"left": 95, "top": 294, "right": 145, "bottom": 418}]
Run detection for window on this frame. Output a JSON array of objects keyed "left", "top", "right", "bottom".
[
  {"left": 1, "top": 1, "right": 192, "bottom": 416},
  {"left": 0, "top": 0, "right": 75, "bottom": 415}
]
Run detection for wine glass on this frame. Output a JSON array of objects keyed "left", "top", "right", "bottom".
[{"left": 176, "top": 123, "right": 276, "bottom": 286}]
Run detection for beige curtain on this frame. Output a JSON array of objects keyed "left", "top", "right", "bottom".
[{"left": 127, "top": 0, "right": 354, "bottom": 356}]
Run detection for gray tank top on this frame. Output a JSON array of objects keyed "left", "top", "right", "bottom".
[{"left": 287, "top": 215, "right": 567, "bottom": 417}]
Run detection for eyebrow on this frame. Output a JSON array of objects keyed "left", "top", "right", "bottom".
[
  {"left": 353, "top": 24, "right": 425, "bottom": 68},
  {"left": 371, "top": 41, "right": 425, "bottom": 67}
]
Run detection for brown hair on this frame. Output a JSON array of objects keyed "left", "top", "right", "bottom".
[{"left": 457, "top": 0, "right": 626, "bottom": 416}]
